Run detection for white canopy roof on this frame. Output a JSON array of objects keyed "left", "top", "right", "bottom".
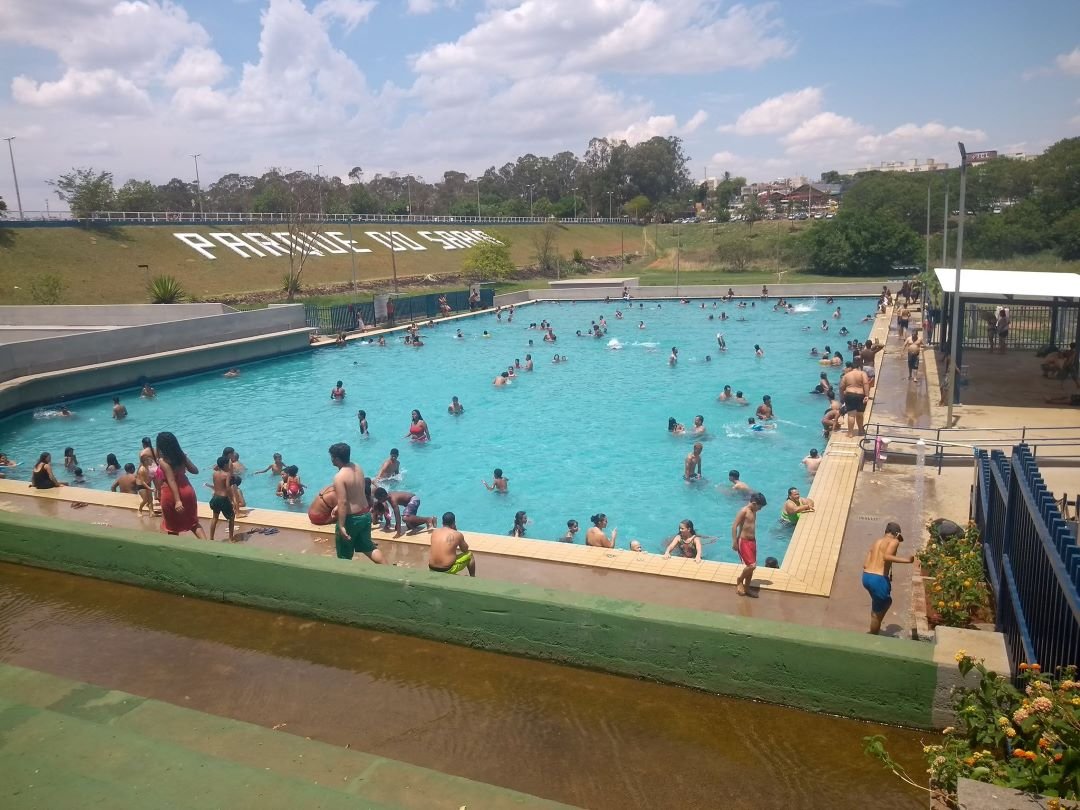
[{"left": 934, "top": 268, "right": 1080, "bottom": 300}]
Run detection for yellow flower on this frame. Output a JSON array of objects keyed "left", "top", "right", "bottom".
[
  {"left": 955, "top": 650, "right": 968, "bottom": 663},
  {"left": 963, "top": 580, "right": 972, "bottom": 587},
  {"left": 937, "top": 600, "right": 945, "bottom": 608},
  {"left": 1005, "top": 727, "right": 1016, "bottom": 738}
]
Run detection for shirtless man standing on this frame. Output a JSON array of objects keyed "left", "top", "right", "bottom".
[
  {"left": 839, "top": 362, "right": 870, "bottom": 437},
  {"left": 897, "top": 305, "right": 911, "bottom": 338},
  {"left": 684, "top": 443, "right": 703, "bottom": 481},
  {"left": 732, "top": 492, "right": 766, "bottom": 596},
  {"left": 905, "top": 331, "right": 923, "bottom": 383},
  {"left": 859, "top": 340, "right": 885, "bottom": 387},
  {"left": 330, "top": 442, "right": 384, "bottom": 564},
  {"left": 428, "top": 512, "right": 475, "bottom": 576},
  {"left": 862, "top": 521, "right": 914, "bottom": 634}
]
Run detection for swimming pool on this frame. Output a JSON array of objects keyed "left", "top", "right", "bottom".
[{"left": 0, "top": 297, "right": 876, "bottom": 562}]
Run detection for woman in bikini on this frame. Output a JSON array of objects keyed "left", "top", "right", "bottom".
[
  {"left": 307, "top": 485, "right": 338, "bottom": 526},
  {"left": 156, "top": 431, "right": 205, "bottom": 538},
  {"left": 406, "top": 409, "right": 431, "bottom": 442},
  {"left": 139, "top": 436, "right": 160, "bottom": 510},
  {"left": 663, "top": 519, "right": 702, "bottom": 562},
  {"left": 30, "top": 452, "right": 66, "bottom": 489}
]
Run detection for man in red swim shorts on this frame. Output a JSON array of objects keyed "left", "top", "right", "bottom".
[{"left": 732, "top": 491, "right": 767, "bottom": 597}]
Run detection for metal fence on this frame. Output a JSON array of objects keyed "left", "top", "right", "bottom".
[
  {"left": 961, "top": 302, "right": 1079, "bottom": 352},
  {"left": 2, "top": 211, "right": 633, "bottom": 226},
  {"left": 303, "top": 288, "right": 493, "bottom": 334},
  {"left": 973, "top": 444, "right": 1080, "bottom": 676}
]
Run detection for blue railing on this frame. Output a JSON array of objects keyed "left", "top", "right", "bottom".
[
  {"left": 974, "top": 444, "right": 1080, "bottom": 676},
  {"left": 304, "top": 288, "right": 494, "bottom": 334}
]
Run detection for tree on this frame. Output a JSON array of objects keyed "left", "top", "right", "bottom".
[
  {"left": 742, "top": 197, "right": 764, "bottom": 230},
  {"left": 348, "top": 166, "right": 363, "bottom": 184},
  {"left": 820, "top": 170, "right": 842, "bottom": 183},
  {"left": 801, "top": 208, "right": 921, "bottom": 276},
  {"left": 1052, "top": 210, "right": 1080, "bottom": 260},
  {"left": 115, "top": 180, "right": 160, "bottom": 211},
  {"left": 48, "top": 168, "right": 115, "bottom": 216},
  {"left": 463, "top": 233, "right": 515, "bottom": 281},
  {"left": 156, "top": 178, "right": 196, "bottom": 211},
  {"left": 623, "top": 194, "right": 651, "bottom": 220},
  {"left": 1034, "top": 137, "right": 1080, "bottom": 221},
  {"left": 531, "top": 223, "right": 561, "bottom": 276}
]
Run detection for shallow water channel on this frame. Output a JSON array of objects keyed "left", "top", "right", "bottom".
[{"left": 0, "top": 563, "right": 928, "bottom": 809}]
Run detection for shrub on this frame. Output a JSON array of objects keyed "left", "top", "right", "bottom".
[
  {"left": 867, "top": 654, "right": 1080, "bottom": 804},
  {"left": 281, "top": 271, "right": 302, "bottom": 300},
  {"left": 147, "top": 274, "right": 186, "bottom": 304},
  {"left": 572, "top": 248, "right": 584, "bottom": 264},
  {"left": 918, "top": 520, "right": 991, "bottom": 628},
  {"left": 29, "top": 273, "right": 66, "bottom": 304}
]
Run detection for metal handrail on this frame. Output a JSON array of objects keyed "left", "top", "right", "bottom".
[
  {"left": 861, "top": 424, "right": 1080, "bottom": 473},
  {"left": 3, "top": 211, "right": 636, "bottom": 226}
]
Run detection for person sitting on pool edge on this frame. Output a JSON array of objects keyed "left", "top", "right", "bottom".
[{"left": 428, "top": 512, "right": 475, "bottom": 576}]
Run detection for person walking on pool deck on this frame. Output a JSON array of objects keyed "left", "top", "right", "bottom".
[
  {"left": 156, "top": 431, "right": 205, "bottom": 539},
  {"left": 732, "top": 492, "right": 766, "bottom": 597},
  {"left": 330, "top": 442, "right": 384, "bottom": 564},
  {"left": 428, "top": 512, "right": 475, "bottom": 576},
  {"left": 862, "top": 522, "right": 914, "bottom": 635},
  {"left": 905, "top": 331, "right": 923, "bottom": 382},
  {"left": 209, "top": 455, "right": 235, "bottom": 542}
]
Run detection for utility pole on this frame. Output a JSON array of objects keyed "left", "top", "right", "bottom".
[
  {"left": 942, "top": 179, "right": 950, "bottom": 267},
  {"left": 572, "top": 187, "right": 578, "bottom": 220},
  {"left": 316, "top": 164, "right": 323, "bottom": 217},
  {"left": 4, "top": 137, "right": 24, "bottom": 220},
  {"left": 525, "top": 184, "right": 535, "bottom": 217},
  {"left": 606, "top": 191, "right": 614, "bottom": 219},
  {"left": 476, "top": 179, "right": 481, "bottom": 218},
  {"left": 946, "top": 143, "right": 968, "bottom": 427},
  {"left": 925, "top": 182, "right": 931, "bottom": 275},
  {"left": 191, "top": 153, "right": 204, "bottom": 219}
]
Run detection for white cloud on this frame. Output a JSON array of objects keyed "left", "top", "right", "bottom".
[
  {"left": 314, "top": 0, "right": 376, "bottom": 32},
  {"left": 720, "top": 87, "right": 823, "bottom": 135},
  {"left": 12, "top": 69, "right": 151, "bottom": 113},
  {"left": 855, "top": 122, "right": 986, "bottom": 155},
  {"left": 166, "top": 47, "right": 229, "bottom": 88},
  {"left": 681, "top": 110, "right": 708, "bottom": 135},
  {"left": 406, "top": 0, "right": 459, "bottom": 13},
  {"left": 710, "top": 151, "right": 739, "bottom": 165},
  {"left": 1056, "top": 46, "right": 1080, "bottom": 76},
  {"left": 783, "top": 112, "right": 868, "bottom": 150}
]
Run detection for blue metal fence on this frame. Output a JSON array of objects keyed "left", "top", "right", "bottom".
[
  {"left": 974, "top": 444, "right": 1080, "bottom": 675},
  {"left": 303, "top": 288, "right": 493, "bottom": 334}
]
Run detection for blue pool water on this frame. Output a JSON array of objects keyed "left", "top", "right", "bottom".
[{"left": 0, "top": 298, "right": 876, "bottom": 562}]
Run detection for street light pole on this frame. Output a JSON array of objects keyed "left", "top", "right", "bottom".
[
  {"left": 476, "top": 179, "right": 481, "bottom": 218},
  {"left": 925, "top": 181, "right": 931, "bottom": 275},
  {"left": 525, "top": 184, "right": 535, "bottom": 217},
  {"left": 389, "top": 229, "right": 399, "bottom": 294},
  {"left": 190, "top": 153, "right": 204, "bottom": 219},
  {"left": 942, "top": 179, "right": 950, "bottom": 266},
  {"left": 4, "top": 137, "right": 24, "bottom": 220},
  {"left": 606, "top": 191, "right": 613, "bottom": 219},
  {"left": 572, "top": 187, "right": 578, "bottom": 220},
  {"left": 316, "top": 164, "right": 323, "bottom": 217},
  {"left": 946, "top": 143, "right": 968, "bottom": 428}
]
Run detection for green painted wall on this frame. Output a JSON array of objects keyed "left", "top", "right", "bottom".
[{"left": 0, "top": 512, "right": 937, "bottom": 727}]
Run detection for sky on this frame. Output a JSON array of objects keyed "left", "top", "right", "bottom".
[{"left": 0, "top": 0, "right": 1078, "bottom": 213}]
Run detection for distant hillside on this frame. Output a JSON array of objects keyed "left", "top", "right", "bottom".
[{"left": 0, "top": 223, "right": 638, "bottom": 304}]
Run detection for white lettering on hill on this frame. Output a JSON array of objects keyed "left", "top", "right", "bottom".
[{"left": 172, "top": 229, "right": 502, "bottom": 260}]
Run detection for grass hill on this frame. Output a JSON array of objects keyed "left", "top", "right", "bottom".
[{"left": 0, "top": 223, "right": 640, "bottom": 305}]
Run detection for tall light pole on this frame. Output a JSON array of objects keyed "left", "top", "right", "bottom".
[
  {"left": 606, "top": 191, "right": 614, "bottom": 219},
  {"left": 942, "top": 178, "right": 950, "bottom": 266},
  {"left": 4, "top": 137, "right": 24, "bottom": 220},
  {"left": 925, "top": 181, "right": 932, "bottom": 275},
  {"left": 946, "top": 142, "right": 968, "bottom": 428},
  {"left": 476, "top": 179, "right": 481, "bottom": 218},
  {"left": 572, "top": 187, "right": 578, "bottom": 220},
  {"left": 525, "top": 184, "right": 535, "bottom": 217},
  {"left": 190, "top": 154, "right": 204, "bottom": 219},
  {"left": 316, "top": 163, "right": 323, "bottom": 217}
]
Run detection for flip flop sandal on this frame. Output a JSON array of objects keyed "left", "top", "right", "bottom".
[{"left": 70, "top": 502, "right": 88, "bottom": 509}]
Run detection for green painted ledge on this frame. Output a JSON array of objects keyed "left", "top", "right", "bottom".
[
  {"left": 0, "top": 662, "right": 575, "bottom": 810},
  {"left": 0, "top": 512, "right": 937, "bottom": 728}
]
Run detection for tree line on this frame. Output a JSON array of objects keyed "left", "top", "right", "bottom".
[{"left": 43, "top": 135, "right": 702, "bottom": 221}]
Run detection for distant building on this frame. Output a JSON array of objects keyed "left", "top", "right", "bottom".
[{"left": 853, "top": 158, "right": 949, "bottom": 174}]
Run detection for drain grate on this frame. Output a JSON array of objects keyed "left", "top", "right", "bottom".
[{"left": 856, "top": 515, "right": 882, "bottom": 521}]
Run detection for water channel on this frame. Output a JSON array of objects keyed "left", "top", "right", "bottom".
[{"left": 0, "top": 563, "right": 929, "bottom": 808}]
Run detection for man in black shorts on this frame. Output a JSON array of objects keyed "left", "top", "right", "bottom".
[{"left": 839, "top": 362, "right": 870, "bottom": 437}]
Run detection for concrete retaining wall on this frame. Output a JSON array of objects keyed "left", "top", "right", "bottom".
[
  {"left": 0, "top": 512, "right": 939, "bottom": 728},
  {"left": 0, "top": 304, "right": 234, "bottom": 327},
  {"left": 495, "top": 282, "right": 890, "bottom": 306},
  {"left": 0, "top": 305, "right": 308, "bottom": 384}
]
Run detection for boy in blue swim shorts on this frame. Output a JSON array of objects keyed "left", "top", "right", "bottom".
[{"left": 862, "top": 521, "right": 915, "bottom": 635}]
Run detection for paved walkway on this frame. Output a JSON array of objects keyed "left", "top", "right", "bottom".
[{"left": 0, "top": 662, "right": 574, "bottom": 810}]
